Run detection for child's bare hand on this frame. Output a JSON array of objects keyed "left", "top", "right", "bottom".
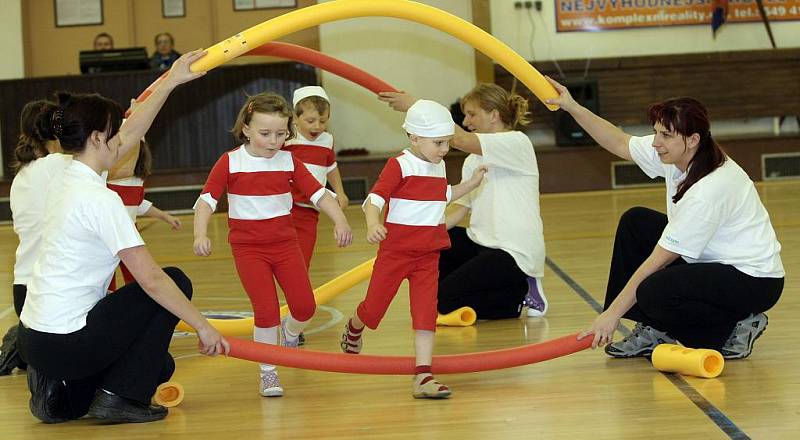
[
  {"left": 165, "top": 214, "right": 182, "bottom": 230},
  {"left": 334, "top": 222, "right": 353, "bottom": 247},
  {"left": 377, "top": 92, "right": 417, "bottom": 112},
  {"left": 471, "top": 165, "right": 488, "bottom": 182},
  {"left": 366, "top": 223, "right": 388, "bottom": 244},
  {"left": 193, "top": 236, "right": 212, "bottom": 256}
]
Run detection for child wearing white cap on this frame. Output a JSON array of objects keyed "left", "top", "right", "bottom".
[
  {"left": 283, "top": 86, "right": 349, "bottom": 269},
  {"left": 340, "top": 100, "right": 487, "bottom": 399}
]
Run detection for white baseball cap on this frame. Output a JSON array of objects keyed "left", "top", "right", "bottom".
[
  {"left": 292, "top": 86, "right": 329, "bottom": 108},
  {"left": 403, "top": 99, "right": 455, "bottom": 138}
]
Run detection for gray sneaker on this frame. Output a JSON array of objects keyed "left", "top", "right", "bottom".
[
  {"left": 719, "top": 313, "right": 768, "bottom": 360},
  {"left": 604, "top": 322, "right": 677, "bottom": 358},
  {"left": 279, "top": 317, "right": 300, "bottom": 348}
]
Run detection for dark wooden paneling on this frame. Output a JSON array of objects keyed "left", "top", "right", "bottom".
[
  {"left": 0, "top": 62, "right": 317, "bottom": 177},
  {"left": 496, "top": 49, "right": 800, "bottom": 130}
]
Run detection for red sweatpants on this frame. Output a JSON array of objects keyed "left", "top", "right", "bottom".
[
  {"left": 291, "top": 205, "right": 320, "bottom": 269},
  {"left": 232, "top": 240, "right": 316, "bottom": 328},
  {"left": 357, "top": 248, "right": 440, "bottom": 331}
]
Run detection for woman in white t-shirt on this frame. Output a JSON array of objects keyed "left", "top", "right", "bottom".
[
  {"left": 0, "top": 100, "right": 65, "bottom": 376},
  {"left": 379, "top": 84, "right": 548, "bottom": 320},
  {"left": 546, "top": 78, "right": 784, "bottom": 360},
  {"left": 17, "top": 51, "right": 229, "bottom": 425}
]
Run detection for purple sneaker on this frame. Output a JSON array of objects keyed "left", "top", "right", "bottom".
[{"left": 523, "top": 277, "right": 548, "bottom": 317}]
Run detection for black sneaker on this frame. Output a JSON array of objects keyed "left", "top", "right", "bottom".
[
  {"left": 27, "top": 366, "right": 71, "bottom": 424},
  {"left": 719, "top": 313, "right": 768, "bottom": 360},
  {"left": 88, "top": 390, "right": 168, "bottom": 423},
  {"left": 604, "top": 322, "right": 677, "bottom": 358},
  {"left": 0, "top": 325, "right": 24, "bottom": 376}
]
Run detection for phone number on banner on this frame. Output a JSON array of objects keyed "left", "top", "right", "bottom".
[{"left": 556, "top": 0, "right": 800, "bottom": 32}]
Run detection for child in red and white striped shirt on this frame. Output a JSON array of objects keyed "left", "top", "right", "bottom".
[
  {"left": 283, "top": 86, "right": 349, "bottom": 268},
  {"left": 340, "top": 100, "right": 486, "bottom": 399},
  {"left": 192, "top": 92, "right": 352, "bottom": 397},
  {"left": 107, "top": 140, "right": 181, "bottom": 290}
]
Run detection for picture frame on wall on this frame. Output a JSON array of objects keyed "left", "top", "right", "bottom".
[
  {"left": 162, "top": 0, "right": 186, "bottom": 18},
  {"left": 54, "top": 0, "right": 103, "bottom": 27},
  {"left": 233, "top": 0, "right": 297, "bottom": 11}
]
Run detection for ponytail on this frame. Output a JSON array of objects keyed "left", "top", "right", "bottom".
[
  {"left": 509, "top": 94, "right": 531, "bottom": 128},
  {"left": 462, "top": 83, "right": 531, "bottom": 129},
  {"left": 133, "top": 140, "right": 153, "bottom": 179},
  {"left": 11, "top": 100, "right": 56, "bottom": 174},
  {"left": 49, "top": 91, "right": 123, "bottom": 153}
]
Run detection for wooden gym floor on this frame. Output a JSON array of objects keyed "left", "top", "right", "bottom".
[{"left": 0, "top": 180, "right": 797, "bottom": 439}]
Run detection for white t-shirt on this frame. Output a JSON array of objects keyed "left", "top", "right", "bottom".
[
  {"left": 10, "top": 153, "right": 73, "bottom": 286},
  {"left": 455, "top": 131, "right": 545, "bottom": 278},
  {"left": 21, "top": 161, "right": 145, "bottom": 334},
  {"left": 629, "top": 135, "right": 784, "bottom": 278}
]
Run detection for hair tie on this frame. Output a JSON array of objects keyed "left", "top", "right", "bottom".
[{"left": 51, "top": 109, "right": 64, "bottom": 138}]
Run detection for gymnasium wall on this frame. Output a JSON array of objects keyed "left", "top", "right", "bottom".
[
  {"left": 7, "top": 0, "right": 800, "bottom": 156},
  {"left": 490, "top": 0, "right": 800, "bottom": 62},
  {"left": 318, "top": 0, "right": 477, "bottom": 152},
  {"left": 21, "top": 0, "right": 319, "bottom": 78},
  {"left": 14, "top": 0, "right": 477, "bottom": 152},
  {"left": 0, "top": 0, "right": 24, "bottom": 81}
]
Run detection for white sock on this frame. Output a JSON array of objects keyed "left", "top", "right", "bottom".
[{"left": 254, "top": 325, "right": 278, "bottom": 374}]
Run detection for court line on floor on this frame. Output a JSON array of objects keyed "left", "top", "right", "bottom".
[{"left": 545, "top": 256, "right": 750, "bottom": 440}]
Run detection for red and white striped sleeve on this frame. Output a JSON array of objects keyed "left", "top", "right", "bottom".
[
  {"left": 194, "top": 152, "right": 230, "bottom": 212},
  {"left": 136, "top": 199, "right": 153, "bottom": 216},
  {"left": 327, "top": 137, "right": 337, "bottom": 172},
  {"left": 363, "top": 157, "right": 402, "bottom": 212},
  {"left": 290, "top": 154, "right": 326, "bottom": 206}
]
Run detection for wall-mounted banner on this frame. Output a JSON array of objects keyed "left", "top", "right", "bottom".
[{"left": 556, "top": 0, "right": 800, "bottom": 32}]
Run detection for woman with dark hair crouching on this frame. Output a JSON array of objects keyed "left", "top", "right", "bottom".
[
  {"left": 16, "top": 50, "right": 229, "bottom": 424},
  {"left": 546, "top": 78, "right": 784, "bottom": 360}
]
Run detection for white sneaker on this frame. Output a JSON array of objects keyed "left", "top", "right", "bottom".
[{"left": 260, "top": 370, "right": 284, "bottom": 397}]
